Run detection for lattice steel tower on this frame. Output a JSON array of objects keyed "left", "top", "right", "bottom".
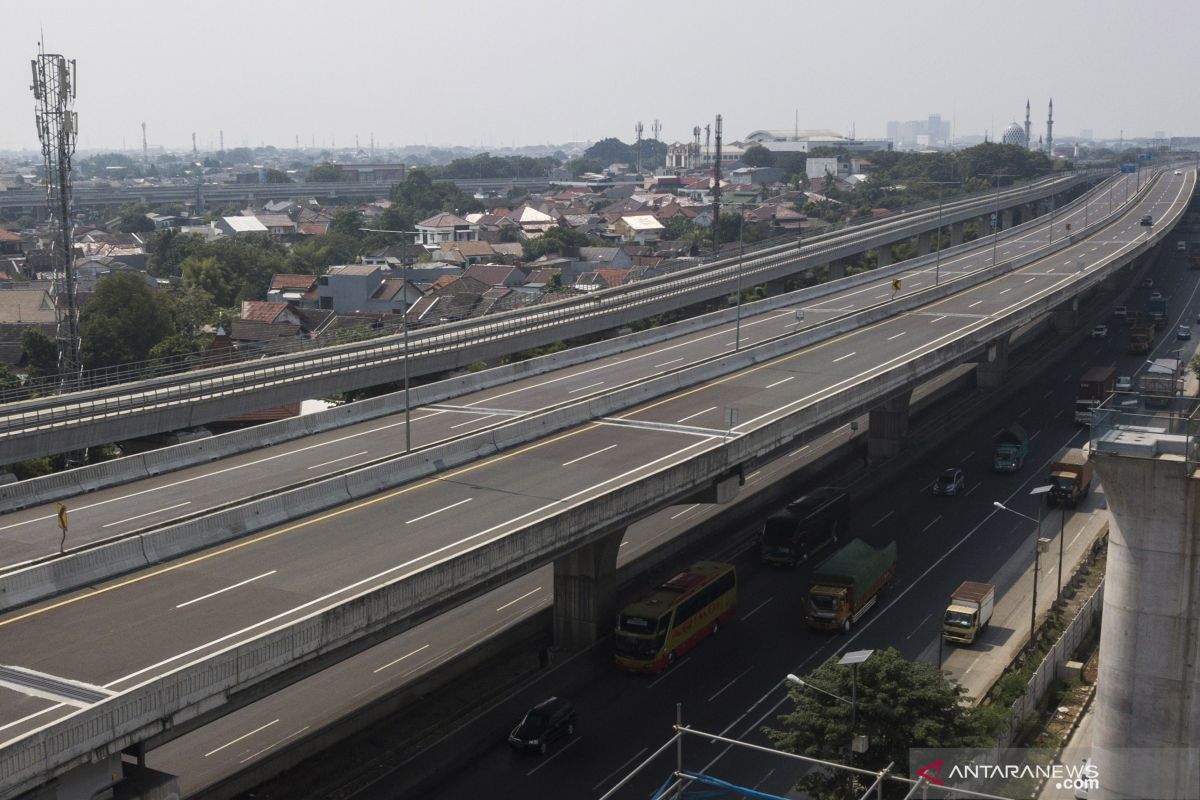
[{"left": 31, "top": 44, "right": 83, "bottom": 393}]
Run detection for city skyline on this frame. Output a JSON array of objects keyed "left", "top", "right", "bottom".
[{"left": 2, "top": 0, "right": 1196, "bottom": 153}]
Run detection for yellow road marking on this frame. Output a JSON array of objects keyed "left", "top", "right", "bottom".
[{"left": 0, "top": 424, "right": 596, "bottom": 628}]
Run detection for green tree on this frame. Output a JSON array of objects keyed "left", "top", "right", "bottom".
[
  {"left": 263, "top": 168, "right": 292, "bottom": 184},
  {"left": 181, "top": 255, "right": 234, "bottom": 306},
  {"left": 20, "top": 327, "right": 58, "bottom": 378},
  {"left": 522, "top": 226, "right": 594, "bottom": 260},
  {"left": 566, "top": 157, "right": 605, "bottom": 177},
  {"left": 79, "top": 273, "right": 173, "bottom": 369},
  {"left": 115, "top": 203, "right": 155, "bottom": 233},
  {"left": 147, "top": 229, "right": 207, "bottom": 278},
  {"left": 330, "top": 207, "right": 365, "bottom": 239},
  {"left": 307, "top": 161, "right": 343, "bottom": 182},
  {"left": 742, "top": 144, "right": 775, "bottom": 167},
  {"left": 766, "top": 648, "right": 985, "bottom": 800}
]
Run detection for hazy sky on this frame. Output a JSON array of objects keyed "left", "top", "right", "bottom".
[{"left": 3, "top": 0, "right": 1196, "bottom": 153}]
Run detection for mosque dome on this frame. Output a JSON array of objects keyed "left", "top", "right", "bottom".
[{"left": 1002, "top": 122, "right": 1026, "bottom": 147}]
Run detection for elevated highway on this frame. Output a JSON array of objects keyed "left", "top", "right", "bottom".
[
  {"left": 0, "top": 171, "right": 1096, "bottom": 463},
  {"left": 0, "top": 169, "right": 1191, "bottom": 798}
]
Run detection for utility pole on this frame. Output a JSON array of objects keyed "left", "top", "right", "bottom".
[
  {"left": 635, "top": 121, "right": 644, "bottom": 175},
  {"left": 711, "top": 114, "right": 723, "bottom": 256}
]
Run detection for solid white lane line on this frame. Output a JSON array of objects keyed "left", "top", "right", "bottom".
[
  {"left": 526, "top": 736, "right": 583, "bottom": 776},
  {"left": 999, "top": 288, "right": 1011, "bottom": 294},
  {"left": 746, "top": 470, "right": 761, "bottom": 481},
  {"left": 496, "top": 587, "right": 541, "bottom": 613},
  {"left": 931, "top": 315, "right": 946, "bottom": 323},
  {"left": 405, "top": 498, "right": 472, "bottom": 525},
  {"left": 176, "top": 571, "right": 277, "bottom": 609},
  {"left": 374, "top": 644, "right": 431, "bottom": 674},
  {"left": 788, "top": 445, "right": 810, "bottom": 458},
  {"left": 449, "top": 414, "right": 495, "bottom": 429},
  {"left": 740, "top": 597, "right": 773, "bottom": 622},
  {"left": 671, "top": 504, "right": 700, "bottom": 520},
  {"left": 306, "top": 451, "right": 369, "bottom": 470},
  {"left": 708, "top": 666, "right": 754, "bottom": 703},
  {"left": 887, "top": 331, "right": 907, "bottom": 341},
  {"left": 204, "top": 719, "right": 278, "bottom": 757},
  {"left": 677, "top": 406, "right": 717, "bottom": 424},
  {"left": 871, "top": 510, "right": 894, "bottom": 528},
  {"left": 906, "top": 613, "right": 932, "bottom": 640},
  {"left": 765, "top": 376, "right": 794, "bottom": 389},
  {"left": 832, "top": 351, "right": 856, "bottom": 363},
  {"left": 238, "top": 725, "right": 310, "bottom": 764},
  {"left": 562, "top": 444, "right": 618, "bottom": 467},
  {"left": 593, "top": 748, "right": 649, "bottom": 792},
  {"left": 654, "top": 358, "right": 684, "bottom": 368},
  {"left": 921, "top": 516, "right": 941, "bottom": 532},
  {"left": 102, "top": 502, "right": 191, "bottom": 529},
  {"left": 968, "top": 300, "right": 983, "bottom": 308},
  {"left": 567, "top": 381, "right": 605, "bottom": 394}
]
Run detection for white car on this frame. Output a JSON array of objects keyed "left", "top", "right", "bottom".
[
  {"left": 1175, "top": 170, "right": 1183, "bottom": 176},
  {"left": 1089, "top": 324, "right": 1108, "bottom": 339},
  {"left": 1115, "top": 375, "right": 1133, "bottom": 391}
]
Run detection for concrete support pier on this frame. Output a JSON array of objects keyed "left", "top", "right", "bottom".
[
  {"left": 917, "top": 231, "right": 932, "bottom": 256},
  {"left": 974, "top": 333, "right": 1011, "bottom": 389},
  {"left": 828, "top": 259, "right": 847, "bottom": 280},
  {"left": 1090, "top": 439, "right": 1200, "bottom": 800},
  {"left": 1001, "top": 208, "right": 1014, "bottom": 229},
  {"left": 552, "top": 528, "right": 624, "bottom": 651},
  {"left": 876, "top": 246, "right": 892, "bottom": 267},
  {"left": 867, "top": 389, "right": 911, "bottom": 462},
  {"left": 950, "top": 221, "right": 964, "bottom": 246},
  {"left": 1053, "top": 296, "right": 1079, "bottom": 333}
]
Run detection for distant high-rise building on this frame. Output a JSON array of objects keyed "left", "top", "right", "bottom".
[{"left": 885, "top": 114, "right": 950, "bottom": 148}]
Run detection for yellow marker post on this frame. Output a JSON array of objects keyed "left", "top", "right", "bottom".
[
  {"left": 891, "top": 279, "right": 901, "bottom": 292},
  {"left": 56, "top": 502, "right": 67, "bottom": 553}
]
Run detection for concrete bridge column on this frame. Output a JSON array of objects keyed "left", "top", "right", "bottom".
[
  {"left": 974, "top": 332, "right": 1012, "bottom": 389},
  {"left": 876, "top": 246, "right": 892, "bottom": 267},
  {"left": 828, "top": 259, "right": 846, "bottom": 280},
  {"left": 867, "top": 389, "right": 912, "bottom": 462},
  {"left": 1090, "top": 446, "right": 1200, "bottom": 800},
  {"left": 1002, "top": 208, "right": 1014, "bottom": 229},
  {"left": 949, "top": 221, "right": 964, "bottom": 246},
  {"left": 1052, "top": 296, "right": 1080, "bottom": 333},
  {"left": 917, "top": 231, "right": 932, "bottom": 256},
  {"left": 553, "top": 528, "right": 624, "bottom": 651},
  {"left": 1024, "top": 202, "right": 1037, "bottom": 222}
]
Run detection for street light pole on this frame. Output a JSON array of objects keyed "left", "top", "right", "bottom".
[
  {"left": 994, "top": 487, "right": 1052, "bottom": 654},
  {"left": 735, "top": 212, "right": 745, "bottom": 350},
  {"left": 360, "top": 227, "right": 421, "bottom": 452}
]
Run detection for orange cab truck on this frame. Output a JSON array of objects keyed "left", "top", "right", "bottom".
[{"left": 806, "top": 539, "right": 896, "bottom": 633}]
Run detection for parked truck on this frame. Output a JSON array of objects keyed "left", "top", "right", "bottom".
[
  {"left": 992, "top": 423, "right": 1029, "bottom": 472},
  {"left": 806, "top": 539, "right": 897, "bottom": 633},
  {"left": 1128, "top": 324, "right": 1155, "bottom": 354},
  {"left": 943, "top": 581, "right": 995, "bottom": 645},
  {"left": 761, "top": 487, "right": 850, "bottom": 567},
  {"left": 1047, "top": 448, "right": 1093, "bottom": 508},
  {"left": 1074, "top": 366, "right": 1116, "bottom": 425}
]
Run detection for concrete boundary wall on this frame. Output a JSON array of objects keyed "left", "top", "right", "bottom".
[
  {"left": 0, "top": 192, "right": 1178, "bottom": 796},
  {"left": 0, "top": 176, "right": 1174, "bottom": 614},
  {"left": 0, "top": 175, "right": 1122, "bottom": 512}
]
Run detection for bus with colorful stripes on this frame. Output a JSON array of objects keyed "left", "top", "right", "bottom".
[{"left": 614, "top": 561, "right": 737, "bottom": 673}]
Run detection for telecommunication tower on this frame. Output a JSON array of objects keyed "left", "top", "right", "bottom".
[
  {"left": 651, "top": 119, "right": 661, "bottom": 142},
  {"left": 141, "top": 120, "right": 148, "bottom": 163},
  {"left": 31, "top": 44, "right": 83, "bottom": 394},
  {"left": 635, "top": 121, "right": 644, "bottom": 174}
]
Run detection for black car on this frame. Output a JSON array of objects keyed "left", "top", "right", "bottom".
[
  {"left": 1140, "top": 214, "right": 1153, "bottom": 226},
  {"left": 509, "top": 697, "right": 576, "bottom": 754},
  {"left": 932, "top": 468, "right": 966, "bottom": 496}
]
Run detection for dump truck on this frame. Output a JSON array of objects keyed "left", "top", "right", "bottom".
[
  {"left": 1128, "top": 324, "right": 1155, "bottom": 354},
  {"left": 992, "top": 423, "right": 1029, "bottom": 472},
  {"left": 1147, "top": 295, "right": 1168, "bottom": 329},
  {"left": 943, "top": 581, "right": 995, "bottom": 645},
  {"left": 1073, "top": 366, "right": 1116, "bottom": 425},
  {"left": 761, "top": 487, "right": 850, "bottom": 567},
  {"left": 1047, "top": 448, "right": 1093, "bottom": 508},
  {"left": 806, "top": 539, "right": 897, "bottom": 633}
]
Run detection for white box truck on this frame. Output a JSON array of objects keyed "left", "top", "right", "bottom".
[{"left": 942, "top": 581, "right": 995, "bottom": 645}]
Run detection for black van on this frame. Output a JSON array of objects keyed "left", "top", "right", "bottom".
[
  {"left": 508, "top": 697, "right": 577, "bottom": 754},
  {"left": 761, "top": 487, "right": 850, "bottom": 567}
]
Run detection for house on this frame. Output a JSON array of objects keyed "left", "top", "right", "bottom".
[
  {"left": 144, "top": 213, "right": 178, "bottom": 231},
  {"left": 256, "top": 214, "right": 297, "bottom": 238},
  {"left": 317, "top": 263, "right": 390, "bottom": 313},
  {"left": 0, "top": 231, "right": 23, "bottom": 256},
  {"left": 0, "top": 321, "right": 55, "bottom": 367},
  {"left": 572, "top": 268, "right": 629, "bottom": 291},
  {"left": 267, "top": 274, "right": 320, "bottom": 305},
  {"left": 730, "top": 166, "right": 784, "bottom": 186},
  {"left": 505, "top": 205, "right": 559, "bottom": 236},
  {"left": 461, "top": 264, "right": 525, "bottom": 288},
  {"left": 434, "top": 240, "right": 497, "bottom": 267},
  {"left": 613, "top": 215, "right": 665, "bottom": 244},
  {"left": 364, "top": 277, "right": 424, "bottom": 315},
  {"left": 416, "top": 212, "right": 478, "bottom": 245},
  {"left": 577, "top": 247, "right": 634, "bottom": 270},
  {"left": 361, "top": 243, "right": 428, "bottom": 268},
  {"left": 523, "top": 268, "right": 562, "bottom": 289},
  {"left": 216, "top": 216, "right": 269, "bottom": 237}
]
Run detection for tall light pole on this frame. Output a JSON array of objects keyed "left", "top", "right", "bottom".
[
  {"left": 735, "top": 210, "right": 746, "bottom": 350},
  {"left": 786, "top": 650, "right": 874, "bottom": 781},
  {"left": 982, "top": 173, "right": 1014, "bottom": 269},
  {"left": 995, "top": 487, "right": 1052, "bottom": 653},
  {"left": 361, "top": 226, "right": 421, "bottom": 452},
  {"left": 912, "top": 180, "right": 959, "bottom": 286}
]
